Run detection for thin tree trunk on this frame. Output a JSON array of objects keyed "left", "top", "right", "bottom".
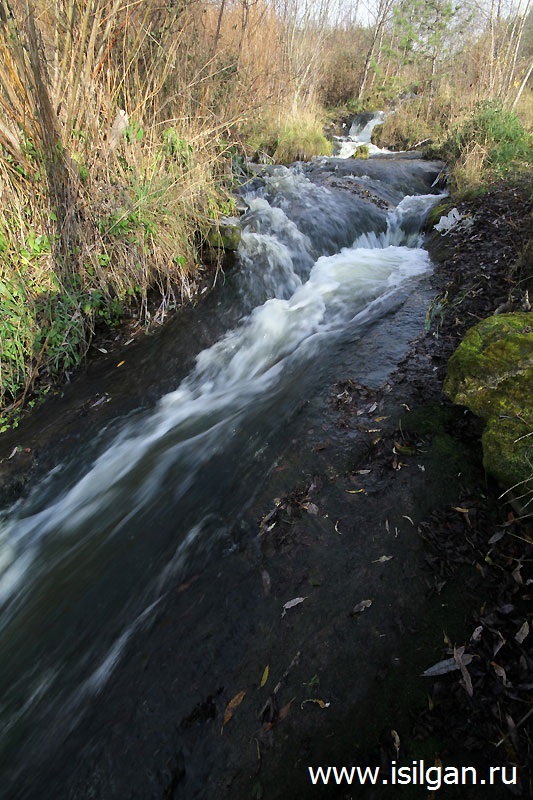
[
  {"left": 212, "top": 0, "right": 227, "bottom": 59},
  {"left": 512, "top": 60, "right": 533, "bottom": 109}
]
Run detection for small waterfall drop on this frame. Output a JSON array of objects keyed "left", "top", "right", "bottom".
[{"left": 335, "top": 110, "right": 392, "bottom": 158}]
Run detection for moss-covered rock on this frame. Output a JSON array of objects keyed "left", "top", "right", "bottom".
[
  {"left": 444, "top": 312, "right": 533, "bottom": 504},
  {"left": 482, "top": 416, "right": 532, "bottom": 493},
  {"left": 352, "top": 144, "right": 369, "bottom": 159},
  {"left": 444, "top": 313, "right": 533, "bottom": 418},
  {"left": 207, "top": 220, "right": 242, "bottom": 252}
]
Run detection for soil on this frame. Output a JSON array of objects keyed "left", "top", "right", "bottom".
[{"left": 1, "top": 176, "right": 532, "bottom": 799}]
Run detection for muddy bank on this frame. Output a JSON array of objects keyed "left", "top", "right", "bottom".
[{"left": 1, "top": 175, "right": 531, "bottom": 799}]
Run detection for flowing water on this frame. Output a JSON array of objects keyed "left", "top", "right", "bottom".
[
  {"left": 0, "top": 158, "right": 444, "bottom": 796},
  {"left": 334, "top": 110, "right": 392, "bottom": 158}
]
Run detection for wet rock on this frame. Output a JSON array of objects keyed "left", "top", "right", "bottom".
[{"left": 444, "top": 312, "right": 533, "bottom": 501}]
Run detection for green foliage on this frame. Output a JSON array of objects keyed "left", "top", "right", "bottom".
[
  {"left": 273, "top": 119, "right": 332, "bottom": 164},
  {"left": 439, "top": 101, "right": 532, "bottom": 179},
  {"left": 0, "top": 276, "right": 34, "bottom": 403},
  {"left": 162, "top": 129, "right": 193, "bottom": 166}
]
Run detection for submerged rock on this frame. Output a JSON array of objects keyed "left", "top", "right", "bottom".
[{"left": 444, "top": 312, "right": 533, "bottom": 505}]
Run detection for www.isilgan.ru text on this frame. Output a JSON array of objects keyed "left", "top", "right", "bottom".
[{"left": 308, "top": 761, "right": 518, "bottom": 790}]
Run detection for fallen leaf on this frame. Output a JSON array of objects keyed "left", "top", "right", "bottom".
[
  {"left": 261, "top": 570, "right": 271, "bottom": 596},
  {"left": 493, "top": 632, "right": 506, "bottom": 656},
  {"left": 372, "top": 555, "right": 393, "bottom": 564},
  {"left": 116, "top": 360, "right": 125, "bottom": 367},
  {"left": 422, "top": 655, "right": 473, "bottom": 677},
  {"left": 302, "top": 502, "right": 318, "bottom": 515},
  {"left": 391, "top": 729, "right": 400, "bottom": 758},
  {"left": 278, "top": 698, "right": 295, "bottom": 721},
  {"left": 491, "top": 662, "right": 510, "bottom": 687},
  {"left": 470, "top": 625, "right": 483, "bottom": 643},
  {"left": 97, "top": 347, "right": 108, "bottom": 353},
  {"left": 8, "top": 447, "right": 18, "bottom": 459},
  {"left": 453, "top": 506, "right": 470, "bottom": 514},
  {"left": 352, "top": 599, "right": 372, "bottom": 614},
  {"left": 454, "top": 645, "right": 473, "bottom": 697},
  {"left": 355, "top": 469, "right": 371, "bottom": 475},
  {"left": 260, "top": 665, "right": 269, "bottom": 688},
  {"left": 393, "top": 441, "right": 416, "bottom": 456},
  {"left": 301, "top": 698, "right": 330, "bottom": 709},
  {"left": 281, "top": 597, "right": 307, "bottom": 617},
  {"left": 346, "top": 489, "right": 366, "bottom": 494},
  {"left": 222, "top": 689, "right": 247, "bottom": 730},
  {"left": 515, "top": 620, "right": 529, "bottom": 644}
]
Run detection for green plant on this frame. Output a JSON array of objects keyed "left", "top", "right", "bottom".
[
  {"left": 0, "top": 276, "right": 35, "bottom": 404},
  {"left": 439, "top": 101, "right": 532, "bottom": 184},
  {"left": 162, "top": 129, "right": 193, "bottom": 167}
]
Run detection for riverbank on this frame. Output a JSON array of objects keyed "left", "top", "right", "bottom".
[{"left": 0, "top": 168, "right": 531, "bottom": 799}]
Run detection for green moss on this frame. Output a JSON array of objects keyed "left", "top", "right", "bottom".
[
  {"left": 424, "top": 201, "right": 455, "bottom": 232},
  {"left": 444, "top": 313, "right": 533, "bottom": 419},
  {"left": 482, "top": 416, "right": 533, "bottom": 493},
  {"left": 352, "top": 144, "right": 369, "bottom": 159},
  {"left": 444, "top": 313, "right": 533, "bottom": 500},
  {"left": 207, "top": 221, "right": 241, "bottom": 251}
]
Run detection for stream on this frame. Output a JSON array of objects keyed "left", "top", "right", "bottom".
[{"left": 0, "top": 150, "right": 446, "bottom": 798}]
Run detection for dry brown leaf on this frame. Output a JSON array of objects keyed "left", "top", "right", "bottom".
[
  {"left": 278, "top": 698, "right": 295, "bottom": 721},
  {"left": 222, "top": 690, "right": 247, "bottom": 730}
]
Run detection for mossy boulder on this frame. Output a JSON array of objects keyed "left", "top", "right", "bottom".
[
  {"left": 352, "top": 144, "right": 369, "bottom": 159},
  {"left": 207, "top": 220, "right": 241, "bottom": 252},
  {"left": 482, "top": 416, "right": 532, "bottom": 493},
  {"left": 444, "top": 313, "right": 533, "bottom": 503}
]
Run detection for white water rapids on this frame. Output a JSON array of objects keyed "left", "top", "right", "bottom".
[
  {"left": 336, "top": 110, "right": 393, "bottom": 158},
  {"left": 0, "top": 163, "right": 443, "bottom": 789}
]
